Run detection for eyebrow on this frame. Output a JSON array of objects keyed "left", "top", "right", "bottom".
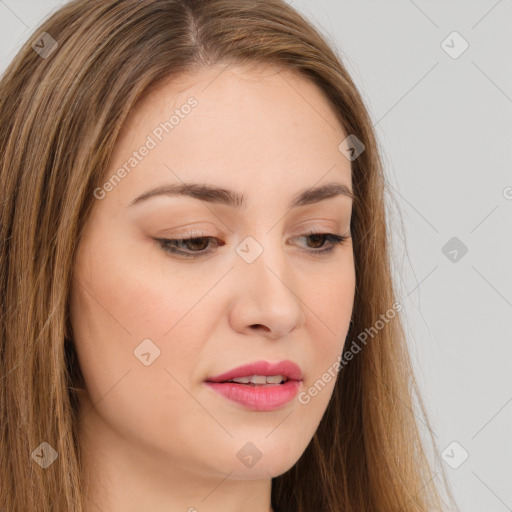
[{"left": 129, "top": 181, "right": 355, "bottom": 209}]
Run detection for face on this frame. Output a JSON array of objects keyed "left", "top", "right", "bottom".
[{"left": 70, "top": 63, "right": 355, "bottom": 482}]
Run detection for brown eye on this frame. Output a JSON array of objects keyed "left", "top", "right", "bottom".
[
  {"left": 293, "top": 232, "right": 349, "bottom": 254},
  {"left": 182, "top": 237, "right": 211, "bottom": 251},
  {"left": 156, "top": 236, "right": 222, "bottom": 257},
  {"left": 305, "top": 233, "right": 328, "bottom": 249}
]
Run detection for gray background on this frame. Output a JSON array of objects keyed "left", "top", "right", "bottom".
[{"left": 1, "top": 1, "right": 511, "bottom": 510}]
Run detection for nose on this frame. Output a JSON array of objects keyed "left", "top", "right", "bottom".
[{"left": 227, "top": 237, "right": 307, "bottom": 339}]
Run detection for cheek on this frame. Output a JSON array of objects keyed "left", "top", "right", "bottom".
[
  {"left": 71, "top": 232, "right": 213, "bottom": 340},
  {"left": 302, "top": 259, "right": 355, "bottom": 343},
  {"left": 69, "top": 250, "right": 214, "bottom": 458},
  {"left": 68, "top": 236, "right": 220, "bottom": 400},
  {"left": 296, "top": 261, "right": 354, "bottom": 411}
]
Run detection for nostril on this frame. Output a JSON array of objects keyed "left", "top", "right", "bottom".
[{"left": 250, "top": 324, "right": 269, "bottom": 331}]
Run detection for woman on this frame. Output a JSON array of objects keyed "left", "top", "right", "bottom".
[{"left": 0, "top": 0, "right": 456, "bottom": 510}]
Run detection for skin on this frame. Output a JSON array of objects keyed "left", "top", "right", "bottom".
[{"left": 70, "top": 63, "right": 356, "bottom": 512}]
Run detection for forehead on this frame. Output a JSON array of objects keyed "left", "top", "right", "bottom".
[{"left": 105, "top": 63, "right": 352, "bottom": 209}]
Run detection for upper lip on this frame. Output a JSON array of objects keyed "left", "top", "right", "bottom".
[{"left": 205, "top": 360, "right": 303, "bottom": 383}]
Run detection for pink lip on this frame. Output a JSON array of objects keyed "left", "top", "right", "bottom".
[
  {"left": 205, "top": 360, "right": 303, "bottom": 383},
  {"left": 204, "top": 360, "right": 303, "bottom": 411}
]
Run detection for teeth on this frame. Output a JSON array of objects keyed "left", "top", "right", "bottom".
[{"left": 229, "top": 375, "right": 287, "bottom": 384}]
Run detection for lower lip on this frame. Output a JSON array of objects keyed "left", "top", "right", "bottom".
[{"left": 204, "top": 380, "right": 302, "bottom": 411}]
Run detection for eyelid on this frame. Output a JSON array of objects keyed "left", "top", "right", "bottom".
[
  {"left": 169, "top": 227, "right": 216, "bottom": 238},
  {"left": 167, "top": 221, "right": 343, "bottom": 237},
  {"left": 291, "top": 225, "right": 337, "bottom": 236}
]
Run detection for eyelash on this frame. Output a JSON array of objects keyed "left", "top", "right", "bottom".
[{"left": 155, "top": 230, "right": 350, "bottom": 258}]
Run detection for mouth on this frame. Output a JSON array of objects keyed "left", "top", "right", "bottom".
[
  {"left": 211, "top": 374, "right": 291, "bottom": 386},
  {"left": 203, "top": 360, "right": 303, "bottom": 411},
  {"left": 204, "top": 359, "right": 303, "bottom": 384}
]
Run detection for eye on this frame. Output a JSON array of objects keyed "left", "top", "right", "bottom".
[
  {"left": 292, "top": 231, "right": 349, "bottom": 254},
  {"left": 156, "top": 235, "right": 223, "bottom": 258},
  {"left": 155, "top": 230, "right": 349, "bottom": 258}
]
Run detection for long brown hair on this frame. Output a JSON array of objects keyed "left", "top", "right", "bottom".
[{"left": 0, "top": 0, "right": 456, "bottom": 510}]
